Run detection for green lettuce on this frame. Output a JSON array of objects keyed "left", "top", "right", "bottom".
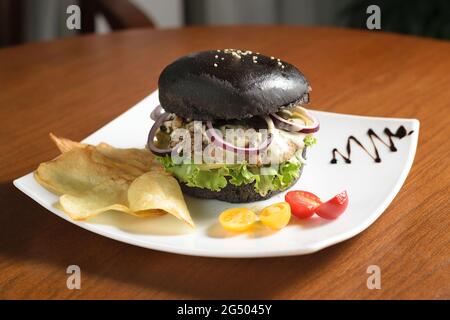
[
  {"left": 303, "top": 135, "right": 317, "bottom": 147},
  {"left": 157, "top": 155, "right": 304, "bottom": 196}
]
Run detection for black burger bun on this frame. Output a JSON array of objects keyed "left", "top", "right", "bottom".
[
  {"left": 158, "top": 50, "right": 310, "bottom": 120},
  {"left": 180, "top": 148, "right": 306, "bottom": 203},
  {"left": 180, "top": 168, "right": 302, "bottom": 203}
]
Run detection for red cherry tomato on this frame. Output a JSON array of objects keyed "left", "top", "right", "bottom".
[
  {"left": 315, "top": 191, "right": 349, "bottom": 220},
  {"left": 285, "top": 191, "right": 322, "bottom": 219}
]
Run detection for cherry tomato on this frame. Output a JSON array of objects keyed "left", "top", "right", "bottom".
[
  {"left": 219, "top": 207, "right": 257, "bottom": 232},
  {"left": 259, "top": 202, "right": 291, "bottom": 230},
  {"left": 316, "top": 191, "right": 349, "bottom": 220},
  {"left": 285, "top": 191, "right": 322, "bottom": 219}
]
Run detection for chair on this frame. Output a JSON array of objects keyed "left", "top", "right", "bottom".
[
  {"left": 0, "top": 0, "right": 155, "bottom": 47},
  {"left": 79, "top": 0, "right": 154, "bottom": 33}
]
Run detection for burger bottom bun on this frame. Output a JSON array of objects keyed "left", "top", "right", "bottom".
[
  {"left": 179, "top": 148, "right": 307, "bottom": 203},
  {"left": 180, "top": 174, "right": 301, "bottom": 203}
]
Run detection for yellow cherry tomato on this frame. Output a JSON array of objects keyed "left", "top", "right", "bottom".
[
  {"left": 219, "top": 207, "right": 257, "bottom": 232},
  {"left": 259, "top": 202, "right": 291, "bottom": 230}
]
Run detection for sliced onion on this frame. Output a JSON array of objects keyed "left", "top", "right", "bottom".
[
  {"left": 270, "top": 106, "right": 319, "bottom": 133},
  {"left": 147, "top": 112, "right": 173, "bottom": 156},
  {"left": 150, "top": 105, "right": 164, "bottom": 121},
  {"left": 206, "top": 116, "right": 273, "bottom": 155}
]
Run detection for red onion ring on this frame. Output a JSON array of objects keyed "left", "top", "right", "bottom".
[
  {"left": 147, "top": 112, "right": 173, "bottom": 156},
  {"left": 270, "top": 106, "right": 319, "bottom": 133},
  {"left": 150, "top": 105, "right": 164, "bottom": 121},
  {"left": 206, "top": 116, "right": 273, "bottom": 155}
]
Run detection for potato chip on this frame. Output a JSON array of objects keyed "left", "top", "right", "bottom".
[
  {"left": 49, "top": 133, "right": 85, "bottom": 153},
  {"left": 34, "top": 135, "right": 194, "bottom": 227},
  {"left": 128, "top": 172, "right": 194, "bottom": 227},
  {"left": 49, "top": 133, "right": 166, "bottom": 175}
]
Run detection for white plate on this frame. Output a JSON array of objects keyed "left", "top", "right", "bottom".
[{"left": 14, "top": 91, "right": 419, "bottom": 258}]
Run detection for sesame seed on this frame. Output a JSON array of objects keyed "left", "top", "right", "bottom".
[
  {"left": 215, "top": 55, "right": 218, "bottom": 59},
  {"left": 277, "top": 58, "right": 281, "bottom": 62},
  {"left": 238, "top": 50, "right": 250, "bottom": 56},
  {"left": 270, "top": 56, "right": 275, "bottom": 60},
  {"left": 214, "top": 63, "right": 218, "bottom": 67},
  {"left": 278, "top": 61, "right": 282, "bottom": 65},
  {"left": 281, "top": 65, "right": 285, "bottom": 69},
  {"left": 221, "top": 57, "right": 224, "bottom": 60},
  {"left": 217, "top": 50, "right": 221, "bottom": 52}
]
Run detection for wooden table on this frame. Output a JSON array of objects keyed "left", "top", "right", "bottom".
[{"left": 0, "top": 26, "right": 449, "bottom": 299}]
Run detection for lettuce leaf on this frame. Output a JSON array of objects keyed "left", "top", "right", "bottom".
[
  {"left": 157, "top": 155, "right": 304, "bottom": 196},
  {"left": 303, "top": 135, "right": 317, "bottom": 147}
]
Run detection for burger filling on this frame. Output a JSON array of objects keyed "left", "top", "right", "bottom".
[{"left": 154, "top": 111, "right": 317, "bottom": 197}]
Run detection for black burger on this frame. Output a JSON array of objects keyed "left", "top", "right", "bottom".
[{"left": 147, "top": 49, "right": 319, "bottom": 203}]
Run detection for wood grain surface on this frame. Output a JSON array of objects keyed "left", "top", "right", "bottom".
[{"left": 0, "top": 26, "right": 449, "bottom": 299}]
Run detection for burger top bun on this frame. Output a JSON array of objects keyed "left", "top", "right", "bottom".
[{"left": 158, "top": 49, "right": 310, "bottom": 120}]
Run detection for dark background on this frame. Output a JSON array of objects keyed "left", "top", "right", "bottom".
[{"left": 1, "top": 0, "right": 449, "bottom": 48}]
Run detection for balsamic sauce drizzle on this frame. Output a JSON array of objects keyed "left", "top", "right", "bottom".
[{"left": 331, "top": 126, "right": 414, "bottom": 164}]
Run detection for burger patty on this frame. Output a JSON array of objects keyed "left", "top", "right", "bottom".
[{"left": 159, "top": 114, "right": 307, "bottom": 166}]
